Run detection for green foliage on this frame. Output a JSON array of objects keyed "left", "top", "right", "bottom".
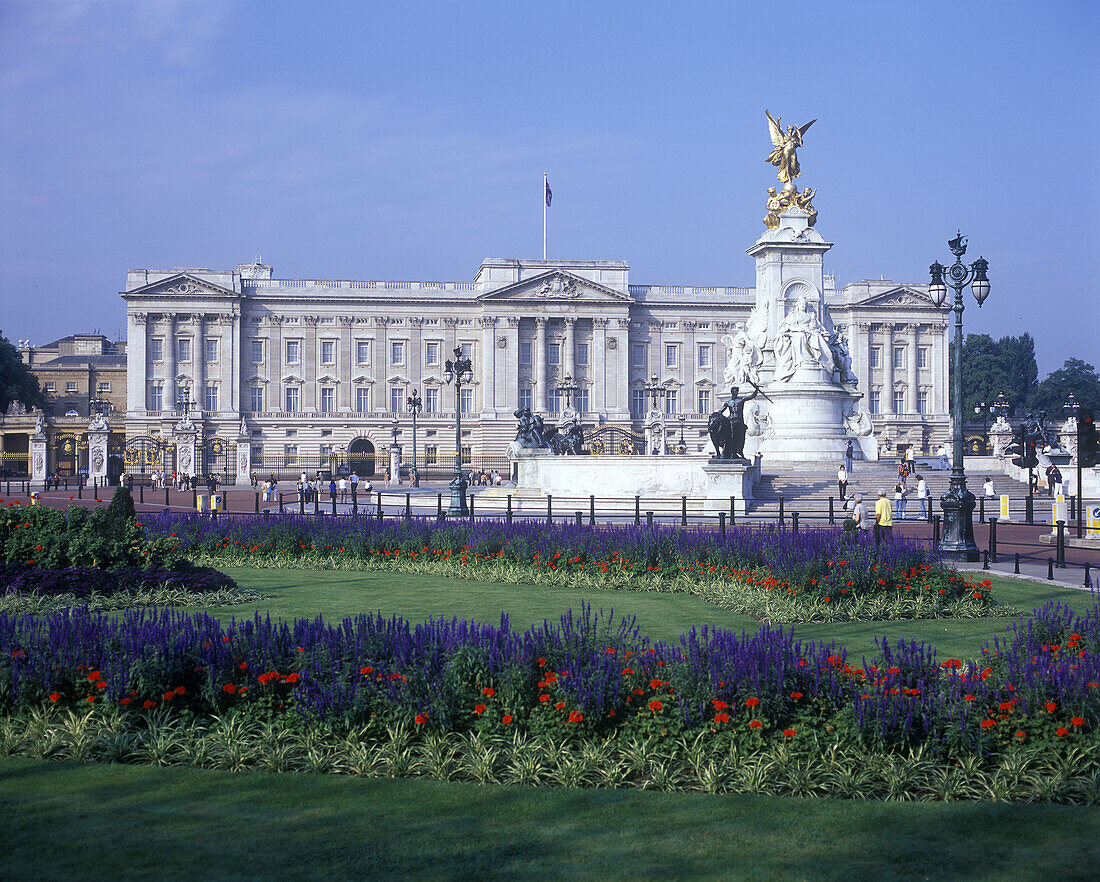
[
  {"left": 958, "top": 332, "right": 1038, "bottom": 415},
  {"left": 0, "top": 332, "right": 45, "bottom": 413},
  {"left": 105, "top": 485, "right": 136, "bottom": 526},
  {"left": 1030, "top": 358, "right": 1100, "bottom": 414}
]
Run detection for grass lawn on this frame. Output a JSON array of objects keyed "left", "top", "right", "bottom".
[
  {"left": 3, "top": 756, "right": 1099, "bottom": 882},
  {"left": 209, "top": 566, "right": 1099, "bottom": 662}
]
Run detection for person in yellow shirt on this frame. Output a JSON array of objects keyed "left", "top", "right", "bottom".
[{"left": 874, "top": 489, "right": 893, "bottom": 544}]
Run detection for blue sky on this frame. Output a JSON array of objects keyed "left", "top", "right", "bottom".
[{"left": 1, "top": 0, "right": 1096, "bottom": 376}]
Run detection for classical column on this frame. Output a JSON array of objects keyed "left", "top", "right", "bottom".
[
  {"left": 303, "top": 316, "right": 318, "bottom": 411},
  {"left": 127, "top": 311, "right": 148, "bottom": 416},
  {"left": 164, "top": 314, "right": 177, "bottom": 409},
  {"left": 193, "top": 315, "right": 205, "bottom": 414},
  {"left": 907, "top": 324, "right": 919, "bottom": 414},
  {"left": 479, "top": 315, "right": 496, "bottom": 413},
  {"left": 504, "top": 316, "right": 521, "bottom": 411},
  {"left": 562, "top": 317, "right": 576, "bottom": 381},
  {"left": 534, "top": 317, "right": 548, "bottom": 413},
  {"left": 883, "top": 323, "right": 895, "bottom": 414},
  {"left": 592, "top": 317, "right": 608, "bottom": 413},
  {"left": 228, "top": 312, "right": 240, "bottom": 415},
  {"left": 339, "top": 317, "right": 354, "bottom": 411},
  {"left": 373, "top": 317, "right": 389, "bottom": 413}
]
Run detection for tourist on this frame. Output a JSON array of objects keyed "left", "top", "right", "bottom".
[
  {"left": 983, "top": 477, "right": 995, "bottom": 499},
  {"left": 851, "top": 495, "right": 867, "bottom": 534},
  {"left": 874, "top": 490, "right": 893, "bottom": 544},
  {"left": 338, "top": 476, "right": 348, "bottom": 503},
  {"left": 349, "top": 471, "right": 359, "bottom": 502},
  {"left": 329, "top": 478, "right": 338, "bottom": 505},
  {"left": 1050, "top": 465, "right": 1063, "bottom": 497},
  {"left": 844, "top": 439, "right": 853, "bottom": 472},
  {"left": 894, "top": 480, "right": 907, "bottom": 520},
  {"left": 937, "top": 443, "right": 950, "bottom": 470},
  {"left": 261, "top": 479, "right": 270, "bottom": 502},
  {"left": 837, "top": 464, "right": 848, "bottom": 500},
  {"left": 916, "top": 475, "right": 929, "bottom": 519}
]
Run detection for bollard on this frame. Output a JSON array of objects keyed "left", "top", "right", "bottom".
[
  {"left": 469, "top": 494, "right": 475, "bottom": 520},
  {"left": 1048, "top": 558, "right": 1055, "bottom": 581},
  {"left": 828, "top": 496, "right": 835, "bottom": 525},
  {"left": 682, "top": 496, "right": 688, "bottom": 527},
  {"left": 575, "top": 511, "right": 582, "bottom": 526},
  {"left": 437, "top": 493, "right": 443, "bottom": 519},
  {"left": 299, "top": 494, "right": 306, "bottom": 515},
  {"left": 547, "top": 495, "right": 553, "bottom": 524},
  {"left": 406, "top": 493, "right": 411, "bottom": 519},
  {"left": 332, "top": 494, "right": 338, "bottom": 517},
  {"left": 646, "top": 511, "right": 654, "bottom": 528},
  {"left": 94, "top": 480, "right": 99, "bottom": 501},
  {"left": 192, "top": 487, "right": 197, "bottom": 509},
  {"left": 1014, "top": 552, "right": 1020, "bottom": 575},
  {"left": 263, "top": 509, "right": 270, "bottom": 523},
  {"left": 279, "top": 493, "right": 285, "bottom": 514},
  {"left": 1085, "top": 563, "right": 1092, "bottom": 589},
  {"left": 589, "top": 495, "right": 595, "bottom": 527},
  {"left": 164, "top": 487, "right": 169, "bottom": 507},
  {"left": 351, "top": 488, "right": 357, "bottom": 514},
  {"left": 1056, "top": 520, "right": 1066, "bottom": 569},
  {"left": 932, "top": 515, "right": 941, "bottom": 548},
  {"left": 314, "top": 493, "right": 320, "bottom": 516},
  {"left": 506, "top": 494, "right": 513, "bottom": 524},
  {"left": 719, "top": 511, "right": 726, "bottom": 540},
  {"left": 778, "top": 496, "right": 784, "bottom": 523},
  {"left": 979, "top": 496, "right": 985, "bottom": 524},
  {"left": 1025, "top": 495, "right": 1034, "bottom": 525},
  {"left": 983, "top": 550, "right": 989, "bottom": 570},
  {"left": 139, "top": 484, "right": 144, "bottom": 503},
  {"left": 635, "top": 496, "right": 641, "bottom": 526},
  {"left": 791, "top": 512, "right": 799, "bottom": 533},
  {"left": 78, "top": 482, "right": 83, "bottom": 500},
  {"left": 377, "top": 493, "right": 383, "bottom": 521},
  {"left": 255, "top": 492, "right": 260, "bottom": 514},
  {"left": 730, "top": 496, "right": 736, "bottom": 524},
  {"left": 988, "top": 517, "right": 998, "bottom": 562}
]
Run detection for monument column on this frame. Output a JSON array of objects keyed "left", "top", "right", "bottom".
[
  {"left": 907, "top": 324, "right": 919, "bottom": 413},
  {"left": 534, "top": 317, "right": 548, "bottom": 413}
]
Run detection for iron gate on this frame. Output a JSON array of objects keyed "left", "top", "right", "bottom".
[{"left": 585, "top": 425, "right": 647, "bottom": 456}]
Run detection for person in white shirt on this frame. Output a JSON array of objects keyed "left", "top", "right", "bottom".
[
  {"left": 983, "top": 477, "right": 995, "bottom": 498},
  {"left": 937, "top": 444, "right": 950, "bottom": 470},
  {"left": 837, "top": 465, "right": 848, "bottom": 500},
  {"left": 916, "top": 475, "right": 929, "bottom": 518},
  {"left": 338, "top": 476, "right": 348, "bottom": 503}
]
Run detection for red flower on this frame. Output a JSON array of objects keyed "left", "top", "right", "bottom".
[
  {"left": 980, "top": 719, "right": 996, "bottom": 728},
  {"left": 414, "top": 713, "right": 428, "bottom": 725},
  {"left": 649, "top": 678, "right": 662, "bottom": 690},
  {"left": 712, "top": 699, "right": 729, "bottom": 710},
  {"left": 539, "top": 694, "right": 549, "bottom": 703},
  {"left": 555, "top": 701, "right": 566, "bottom": 710},
  {"left": 481, "top": 687, "right": 495, "bottom": 697},
  {"left": 502, "top": 714, "right": 513, "bottom": 725},
  {"left": 87, "top": 670, "right": 101, "bottom": 681},
  {"left": 749, "top": 719, "right": 762, "bottom": 729},
  {"left": 1015, "top": 730, "right": 1027, "bottom": 739},
  {"left": 789, "top": 692, "right": 803, "bottom": 700},
  {"left": 173, "top": 685, "right": 186, "bottom": 695},
  {"left": 119, "top": 697, "right": 131, "bottom": 706},
  {"left": 285, "top": 673, "right": 300, "bottom": 684},
  {"left": 714, "top": 712, "right": 730, "bottom": 724},
  {"left": 85, "top": 696, "right": 95, "bottom": 703},
  {"left": 96, "top": 680, "right": 106, "bottom": 690},
  {"left": 537, "top": 657, "right": 546, "bottom": 667},
  {"left": 48, "top": 692, "right": 61, "bottom": 703},
  {"left": 1044, "top": 701, "right": 1056, "bottom": 713},
  {"left": 964, "top": 694, "right": 976, "bottom": 701},
  {"left": 239, "top": 662, "right": 248, "bottom": 670},
  {"left": 142, "top": 699, "right": 156, "bottom": 709},
  {"left": 745, "top": 697, "right": 760, "bottom": 708},
  {"left": 163, "top": 691, "right": 175, "bottom": 701},
  {"left": 223, "top": 683, "right": 238, "bottom": 694},
  {"left": 360, "top": 666, "right": 373, "bottom": 675},
  {"left": 782, "top": 728, "right": 796, "bottom": 738},
  {"left": 1056, "top": 726, "right": 1069, "bottom": 737},
  {"left": 1071, "top": 716, "right": 1085, "bottom": 727},
  {"left": 568, "top": 710, "right": 584, "bottom": 723},
  {"left": 648, "top": 699, "right": 663, "bottom": 712},
  {"left": 474, "top": 704, "right": 487, "bottom": 715}
]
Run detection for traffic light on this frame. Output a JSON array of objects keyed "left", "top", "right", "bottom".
[
  {"left": 1010, "top": 439, "right": 1038, "bottom": 470},
  {"left": 1082, "top": 410, "right": 1098, "bottom": 468}
]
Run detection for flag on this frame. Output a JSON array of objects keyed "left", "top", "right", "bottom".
[{"left": 545, "top": 179, "right": 552, "bottom": 207}]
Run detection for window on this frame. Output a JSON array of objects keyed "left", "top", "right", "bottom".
[
  {"left": 575, "top": 389, "right": 589, "bottom": 414},
  {"left": 460, "top": 445, "right": 472, "bottom": 465},
  {"left": 519, "top": 341, "right": 532, "bottom": 367},
  {"left": 425, "top": 387, "right": 440, "bottom": 413},
  {"left": 205, "top": 338, "right": 218, "bottom": 363},
  {"left": 460, "top": 388, "right": 473, "bottom": 415},
  {"left": 355, "top": 388, "right": 370, "bottom": 413},
  {"left": 576, "top": 343, "right": 589, "bottom": 367},
  {"left": 548, "top": 342, "right": 560, "bottom": 367},
  {"left": 251, "top": 444, "right": 263, "bottom": 464},
  {"left": 917, "top": 389, "right": 929, "bottom": 415},
  {"left": 869, "top": 391, "right": 880, "bottom": 414},
  {"left": 869, "top": 346, "right": 880, "bottom": 369},
  {"left": 893, "top": 389, "right": 905, "bottom": 414},
  {"left": 251, "top": 340, "right": 264, "bottom": 363},
  {"left": 150, "top": 338, "right": 163, "bottom": 362},
  {"left": 285, "top": 340, "right": 300, "bottom": 364},
  {"left": 390, "top": 387, "right": 405, "bottom": 414},
  {"left": 665, "top": 344, "right": 679, "bottom": 369},
  {"left": 391, "top": 341, "right": 405, "bottom": 365},
  {"left": 321, "top": 340, "right": 335, "bottom": 365},
  {"left": 893, "top": 347, "right": 905, "bottom": 370},
  {"left": 284, "top": 387, "right": 300, "bottom": 412},
  {"left": 547, "top": 390, "right": 561, "bottom": 414},
  {"left": 698, "top": 345, "right": 711, "bottom": 369},
  {"left": 917, "top": 347, "right": 929, "bottom": 369},
  {"left": 319, "top": 444, "right": 333, "bottom": 462},
  {"left": 460, "top": 342, "right": 473, "bottom": 360},
  {"left": 425, "top": 341, "right": 440, "bottom": 366},
  {"left": 177, "top": 338, "right": 191, "bottom": 363},
  {"left": 44, "top": 382, "right": 55, "bottom": 393},
  {"left": 250, "top": 387, "right": 264, "bottom": 413},
  {"left": 425, "top": 445, "right": 438, "bottom": 465},
  {"left": 283, "top": 445, "right": 298, "bottom": 467},
  {"left": 97, "top": 382, "right": 110, "bottom": 394},
  {"left": 631, "top": 389, "right": 647, "bottom": 417},
  {"left": 698, "top": 390, "right": 711, "bottom": 413},
  {"left": 149, "top": 385, "right": 162, "bottom": 411},
  {"left": 204, "top": 384, "right": 218, "bottom": 412},
  {"left": 632, "top": 343, "right": 647, "bottom": 369},
  {"left": 66, "top": 382, "right": 77, "bottom": 394},
  {"left": 320, "top": 387, "right": 335, "bottom": 413},
  {"left": 518, "top": 388, "right": 532, "bottom": 411},
  {"left": 356, "top": 341, "right": 371, "bottom": 365},
  {"left": 664, "top": 390, "right": 678, "bottom": 415}
]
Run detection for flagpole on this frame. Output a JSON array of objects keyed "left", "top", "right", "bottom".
[{"left": 543, "top": 173, "right": 548, "bottom": 260}]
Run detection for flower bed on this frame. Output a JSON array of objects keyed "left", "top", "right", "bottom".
[
  {"left": 2, "top": 600, "right": 1095, "bottom": 763},
  {"left": 140, "top": 513, "right": 999, "bottom": 621},
  {"left": 0, "top": 564, "right": 237, "bottom": 599}
]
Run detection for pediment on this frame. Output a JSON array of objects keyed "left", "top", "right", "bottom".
[
  {"left": 476, "top": 270, "right": 631, "bottom": 303},
  {"left": 858, "top": 286, "right": 936, "bottom": 309},
  {"left": 281, "top": 374, "right": 305, "bottom": 385},
  {"left": 125, "top": 272, "right": 238, "bottom": 299},
  {"left": 351, "top": 374, "right": 375, "bottom": 385}
]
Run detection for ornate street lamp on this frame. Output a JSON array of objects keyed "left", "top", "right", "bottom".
[
  {"left": 89, "top": 396, "right": 110, "bottom": 417},
  {"left": 557, "top": 374, "right": 579, "bottom": 412},
  {"left": 928, "top": 232, "right": 990, "bottom": 561},
  {"left": 176, "top": 391, "right": 196, "bottom": 418},
  {"left": 1063, "top": 393, "right": 1084, "bottom": 538},
  {"left": 677, "top": 413, "right": 686, "bottom": 454},
  {"left": 443, "top": 346, "right": 474, "bottom": 517},
  {"left": 407, "top": 389, "right": 422, "bottom": 487},
  {"left": 973, "top": 401, "right": 996, "bottom": 453},
  {"left": 991, "top": 392, "right": 1010, "bottom": 421},
  {"left": 644, "top": 373, "right": 663, "bottom": 412}
]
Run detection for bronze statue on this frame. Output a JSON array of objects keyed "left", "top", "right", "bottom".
[
  {"left": 709, "top": 386, "right": 759, "bottom": 461},
  {"left": 765, "top": 110, "right": 816, "bottom": 184},
  {"left": 513, "top": 407, "right": 549, "bottom": 449}
]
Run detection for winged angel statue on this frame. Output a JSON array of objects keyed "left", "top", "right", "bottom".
[{"left": 765, "top": 110, "right": 816, "bottom": 184}]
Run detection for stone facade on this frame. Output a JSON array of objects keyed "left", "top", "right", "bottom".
[{"left": 118, "top": 256, "right": 949, "bottom": 481}]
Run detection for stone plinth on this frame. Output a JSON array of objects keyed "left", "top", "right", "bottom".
[
  {"left": 31, "top": 433, "right": 47, "bottom": 489},
  {"left": 756, "top": 381, "right": 868, "bottom": 465},
  {"left": 511, "top": 454, "right": 759, "bottom": 514}
]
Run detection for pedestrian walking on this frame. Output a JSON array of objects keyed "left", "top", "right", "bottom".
[
  {"left": 844, "top": 440, "right": 854, "bottom": 472},
  {"left": 894, "top": 481, "right": 907, "bottom": 520},
  {"left": 916, "top": 475, "right": 929, "bottom": 519},
  {"left": 338, "top": 476, "right": 348, "bottom": 503},
  {"left": 874, "top": 489, "right": 893, "bottom": 544}
]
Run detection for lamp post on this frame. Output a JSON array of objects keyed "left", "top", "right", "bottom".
[
  {"left": 557, "top": 374, "right": 578, "bottom": 412},
  {"left": 89, "top": 396, "right": 110, "bottom": 417},
  {"left": 1064, "top": 393, "right": 1083, "bottom": 538},
  {"left": 928, "top": 232, "right": 990, "bottom": 562},
  {"left": 176, "top": 391, "right": 196, "bottom": 418},
  {"left": 973, "top": 401, "right": 996, "bottom": 454},
  {"left": 677, "top": 413, "right": 686, "bottom": 454},
  {"left": 644, "top": 373, "right": 663, "bottom": 412},
  {"left": 407, "top": 389, "right": 422, "bottom": 487},
  {"left": 443, "top": 346, "right": 473, "bottom": 517}
]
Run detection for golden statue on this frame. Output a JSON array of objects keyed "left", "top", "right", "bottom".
[{"left": 765, "top": 110, "right": 816, "bottom": 184}]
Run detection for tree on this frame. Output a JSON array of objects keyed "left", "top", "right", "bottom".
[
  {"left": 1003, "top": 333, "right": 1038, "bottom": 409},
  {"left": 1030, "top": 358, "right": 1100, "bottom": 415},
  {"left": 0, "top": 332, "right": 44, "bottom": 414},
  {"left": 959, "top": 333, "right": 1011, "bottom": 416}
]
